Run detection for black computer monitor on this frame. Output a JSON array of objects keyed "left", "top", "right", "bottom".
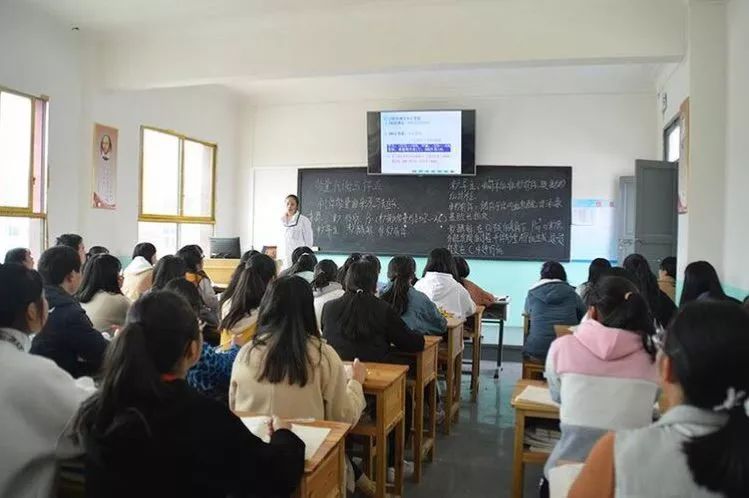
[{"left": 209, "top": 237, "right": 241, "bottom": 259}]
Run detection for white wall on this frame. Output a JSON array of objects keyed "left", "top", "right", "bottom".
[
  {"left": 247, "top": 93, "right": 657, "bottom": 249},
  {"left": 81, "top": 85, "right": 243, "bottom": 256},
  {"left": 724, "top": 0, "right": 749, "bottom": 295},
  {"left": 0, "top": 2, "right": 84, "bottom": 238}
]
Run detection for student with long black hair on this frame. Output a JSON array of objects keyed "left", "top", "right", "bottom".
[
  {"left": 0, "top": 263, "right": 95, "bottom": 497},
  {"left": 151, "top": 255, "right": 187, "bottom": 290},
  {"left": 414, "top": 248, "right": 476, "bottom": 319},
  {"left": 177, "top": 244, "right": 219, "bottom": 314},
  {"left": 122, "top": 242, "right": 158, "bottom": 301},
  {"left": 623, "top": 253, "right": 676, "bottom": 327},
  {"left": 543, "top": 276, "right": 659, "bottom": 496},
  {"left": 74, "top": 291, "right": 305, "bottom": 497},
  {"left": 679, "top": 260, "right": 740, "bottom": 306},
  {"left": 77, "top": 254, "right": 130, "bottom": 332},
  {"left": 381, "top": 256, "right": 446, "bottom": 334},
  {"left": 287, "top": 252, "right": 317, "bottom": 283},
  {"left": 570, "top": 301, "right": 749, "bottom": 498},
  {"left": 220, "top": 250, "right": 259, "bottom": 306},
  {"left": 219, "top": 253, "right": 277, "bottom": 349},
  {"left": 336, "top": 252, "right": 362, "bottom": 284},
  {"left": 30, "top": 246, "right": 109, "bottom": 378},
  {"left": 165, "top": 278, "right": 238, "bottom": 404},
  {"left": 576, "top": 258, "right": 611, "bottom": 304},
  {"left": 312, "top": 260, "right": 344, "bottom": 328},
  {"left": 454, "top": 256, "right": 496, "bottom": 307}
]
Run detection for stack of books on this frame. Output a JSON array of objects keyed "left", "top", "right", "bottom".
[{"left": 524, "top": 423, "right": 561, "bottom": 453}]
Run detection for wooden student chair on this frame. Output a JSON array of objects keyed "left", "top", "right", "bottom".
[
  {"left": 438, "top": 318, "right": 464, "bottom": 434},
  {"left": 462, "top": 305, "right": 485, "bottom": 402},
  {"left": 554, "top": 324, "right": 575, "bottom": 338},
  {"left": 521, "top": 313, "right": 545, "bottom": 380}
]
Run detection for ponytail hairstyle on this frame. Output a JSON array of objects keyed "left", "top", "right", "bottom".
[
  {"left": 453, "top": 256, "right": 470, "bottom": 286},
  {"left": 76, "top": 254, "right": 123, "bottom": 303},
  {"left": 311, "top": 259, "right": 338, "bottom": 291},
  {"left": 381, "top": 256, "right": 415, "bottom": 316},
  {"left": 132, "top": 242, "right": 157, "bottom": 265},
  {"left": 151, "top": 255, "right": 187, "bottom": 290},
  {"left": 74, "top": 291, "right": 200, "bottom": 440},
  {"left": 220, "top": 250, "right": 260, "bottom": 306},
  {"left": 587, "top": 258, "right": 612, "bottom": 285},
  {"left": 423, "top": 248, "right": 459, "bottom": 280},
  {"left": 337, "top": 252, "right": 362, "bottom": 284},
  {"left": 291, "top": 246, "right": 313, "bottom": 266},
  {"left": 680, "top": 261, "right": 730, "bottom": 307},
  {"left": 587, "top": 275, "right": 657, "bottom": 360},
  {"left": 176, "top": 245, "right": 204, "bottom": 273},
  {"left": 220, "top": 253, "right": 276, "bottom": 331},
  {"left": 622, "top": 254, "right": 662, "bottom": 318},
  {"left": 0, "top": 263, "right": 45, "bottom": 333},
  {"left": 664, "top": 301, "right": 749, "bottom": 498},
  {"left": 289, "top": 252, "right": 317, "bottom": 276},
  {"left": 338, "top": 254, "right": 381, "bottom": 341},
  {"left": 251, "top": 276, "right": 321, "bottom": 387}
]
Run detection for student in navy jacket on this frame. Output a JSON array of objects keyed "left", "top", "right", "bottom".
[{"left": 30, "top": 246, "right": 109, "bottom": 378}]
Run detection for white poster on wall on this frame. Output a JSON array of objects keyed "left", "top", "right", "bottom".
[{"left": 570, "top": 198, "right": 616, "bottom": 261}]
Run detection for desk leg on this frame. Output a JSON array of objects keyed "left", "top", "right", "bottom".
[
  {"left": 426, "top": 377, "right": 437, "bottom": 462},
  {"left": 494, "top": 319, "right": 505, "bottom": 379},
  {"left": 512, "top": 410, "right": 526, "bottom": 498},
  {"left": 375, "top": 394, "right": 386, "bottom": 498},
  {"left": 394, "top": 411, "right": 405, "bottom": 497},
  {"left": 413, "top": 375, "right": 424, "bottom": 482},
  {"left": 443, "top": 355, "right": 454, "bottom": 435},
  {"left": 338, "top": 442, "right": 346, "bottom": 498},
  {"left": 471, "top": 333, "right": 481, "bottom": 402}
]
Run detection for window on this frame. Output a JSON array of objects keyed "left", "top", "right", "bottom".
[
  {"left": 664, "top": 116, "right": 681, "bottom": 163},
  {"left": 138, "top": 126, "right": 216, "bottom": 255},
  {"left": 0, "top": 87, "right": 47, "bottom": 259}
]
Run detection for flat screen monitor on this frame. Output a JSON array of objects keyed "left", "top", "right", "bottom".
[
  {"left": 209, "top": 237, "right": 241, "bottom": 259},
  {"left": 367, "top": 110, "right": 476, "bottom": 176}
]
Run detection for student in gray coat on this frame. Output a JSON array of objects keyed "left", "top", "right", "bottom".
[{"left": 523, "top": 261, "right": 586, "bottom": 361}]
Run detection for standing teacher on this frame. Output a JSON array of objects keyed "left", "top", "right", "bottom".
[{"left": 281, "top": 194, "right": 314, "bottom": 269}]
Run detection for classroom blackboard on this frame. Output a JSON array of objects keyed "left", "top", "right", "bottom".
[{"left": 299, "top": 166, "right": 571, "bottom": 261}]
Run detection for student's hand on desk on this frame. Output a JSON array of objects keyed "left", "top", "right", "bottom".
[
  {"left": 351, "top": 358, "right": 367, "bottom": 384},
  {"left": 269, "top": 415, "right": 291, "bottom": 434}
]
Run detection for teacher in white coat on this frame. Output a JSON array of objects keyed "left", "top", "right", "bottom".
[{"left": 281, "top": 194, "right": 314, "bottom": 269}]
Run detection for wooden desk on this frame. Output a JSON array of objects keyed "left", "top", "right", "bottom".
[
  {"left": 390, "top": 335, "right": 441, "bottom": 483},
  {"left": 482, "top": 300, "right": 509, "bottom": 378},
  {"left": 439, "top": 317, "right": 465, "bottom": 434},
  {"left": 233, "top": 415, "right": 350, "bottom": 498},
  {"left": 347, "top": 362, "right": 408, "bottom": 498},
  {"left": 204, "top": 258, "right": 240, "bottom": 286},
  {"left": 463, "top": 305, "right": 485, "bottom": 402},
  {"left": 510, "top": 380, "right": 560, "bottom": 498}
]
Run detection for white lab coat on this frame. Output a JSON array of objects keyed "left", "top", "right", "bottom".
[
  {"left": 0, "top": 328, "right": 95, "bottom": 498},
  {"left": 281, "top": 213, "right": 314, "bottom": 268}
]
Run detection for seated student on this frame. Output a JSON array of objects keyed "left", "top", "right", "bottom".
[
  {"left": 311, "top": 259, "right": 344, "bottom": 328},
  {"left": 322, "top": 254, "right": 425, "bottom": 362},
  {"left": 524, "top": 261, "right": 586, "bottom": 361},
  {"left": 543, "top": 276, "right": 659, "bottom": 495},
  {"left": 85, "top": 245, "right": 109, "bottom": 260},
  {"left": 336, "top": 252, "right": 362, "bottom": 284},
  {"left": 658, "top": 256, "right": 677, "bottom": 303},
  {"left": 679, "top": 260, "right": 741, "bottom": 307},
  {"left": 150, "top": 255, "right": 187, "bottom": 290},
  {"left": 78, "top": 254, "right": 131, "bottom": 332},
  {"left": 623, "top": 254, "right": 676, "bottom": 327},
  {"left": 56, "top": 233, "right": 86, "bottom": 264},
  {"left": 230, "top": 275, "right": 366, "bottom": 424},
  {"left": 576, "top": 258, "right": 611, "bottom": 304},
  {"left": 287, "top": 252, "right": 317, "bottom": 283},
  {"left": 569, "top": 301, "right": 749, "bottom": 498},
  {"left": 219, "top": 253, "right": 277, "bottom": 349},
  {"left": 165, "top": 278, "right": 238, "bottom": 403},
  {"left": 279, "top": 246, "right": 314, "bottom": 277},
  {"left": 381, "top": 256, "right": 447, "bottom": 335},
  {"left": 454, "top": 256, "right": 496, "bottom": 307},
  {"left": 0, "top": 263, "right": 95, "bottom": 498},
  {"left": 74, "top": 291, "right": 305, "bottom": 498},
  {"left": 220, "top": 250, "right": 260, "bottom": 306},
  {"left": 4, "top": 247, "right": 34, "bottom": 269},
  {"left": 177, "top": 244, "right": 219, "bottom": 314},
  {"left": 121, "top": 242, "right": 158, "bottom": 301},
  {"left": 414, "top": 248, "right": 476, "bottom": 320},
  {"left": 30, "top": 246, "right": 109, "bottom": 378}
]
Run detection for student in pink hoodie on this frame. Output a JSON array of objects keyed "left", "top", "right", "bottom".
[{"left": 542, "top": 274, "right": 659, "bottom": 496}]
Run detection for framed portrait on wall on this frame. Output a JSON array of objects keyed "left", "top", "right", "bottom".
[
  {"left": 92, "top": 123, "right": 117, "bottom": 209},
  {"left": 678, "top": 98, "right": 689, "bottom": 214}
]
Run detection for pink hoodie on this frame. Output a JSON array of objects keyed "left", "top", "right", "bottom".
[{"left": 549, "top": 319, "right": 657, "bottom": 382}]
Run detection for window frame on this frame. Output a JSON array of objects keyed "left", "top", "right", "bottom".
[
  {"left": 138, "top": 125, "right": 217, "bottom": 225},
  {"left": 0, "top": 85, "right": 48, "bottom": 252},
  {"left": 663, "top": 114, "right": 681, "bottom": 163}
]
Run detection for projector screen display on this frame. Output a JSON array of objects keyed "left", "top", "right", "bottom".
[{"left": 367, "top": 110, "right": 475, "bottom": 176}]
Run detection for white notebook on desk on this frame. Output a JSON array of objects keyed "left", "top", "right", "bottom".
[
  {"left": 240, "top": 416, "right": 331, "bottom": 460},
  {"left": 516, "top": 385, "right": 560, "bottom": 408}
]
